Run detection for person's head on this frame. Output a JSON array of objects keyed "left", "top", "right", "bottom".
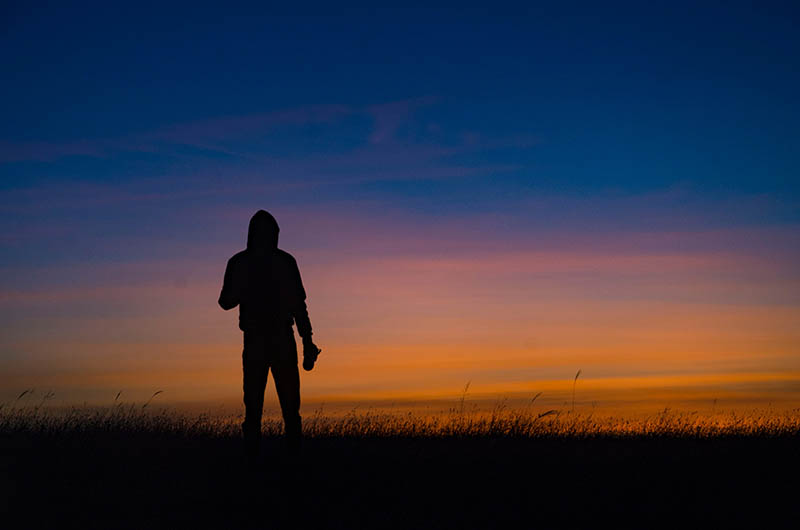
[{"left": 247, "top": 210, "right": 279, "bottom": 251}]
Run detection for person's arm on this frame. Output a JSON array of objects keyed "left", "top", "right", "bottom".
[
  {"left": 218, "top": 256, "right": 241, "bottom": 310},
  {"left": 290, "top": 257, "right": 321, "bottom": 371},
  {"left": 290, "top": 258, "right": 313, "bottom": 341}
]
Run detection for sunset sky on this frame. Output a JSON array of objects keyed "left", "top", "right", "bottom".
[{"left": 1, "top": 3, "right": 799, "bottom": 411}]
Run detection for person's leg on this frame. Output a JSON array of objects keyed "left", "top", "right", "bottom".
[
  {"left": 242, "top": 331, "right": 269, "bottom": 464},
  {"left": 269, "top": 329, "right": 302, "bottom": 454}
]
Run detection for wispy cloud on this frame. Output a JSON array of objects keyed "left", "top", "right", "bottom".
[
  {"left": 0, "top": 96, "right": 536, "bottom": 169},
  {"left": 367, "top": 96, "right": 437, "bottom": 144},
  {"left": 139, "top": 104, "right": 353, "bottom": 153},
  {"left": 0, "top": 139, "right": 107, "bottom": 162},
  {"left": 0, "top": 103, "right": 354, "bottom": 162}
]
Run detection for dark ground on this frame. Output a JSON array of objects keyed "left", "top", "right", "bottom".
[{"left": 2, "top": 431, "right": 799, "bottom": 529}]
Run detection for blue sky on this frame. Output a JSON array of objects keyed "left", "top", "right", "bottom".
[{"left": 3, "top": 3, "right": 798, "bottom": 188}]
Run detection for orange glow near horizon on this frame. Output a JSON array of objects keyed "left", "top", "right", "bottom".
[{"left": 2, "top": 219, "right": 799, "bottom": 415}]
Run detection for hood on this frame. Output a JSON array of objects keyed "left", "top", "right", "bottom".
[{"left": 247, "top": 210, "right": 279, "bottom": 251}]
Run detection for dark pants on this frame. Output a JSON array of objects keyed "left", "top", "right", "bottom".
[{"left": 242, "top": 328, "right": 301, "bottom": 458}]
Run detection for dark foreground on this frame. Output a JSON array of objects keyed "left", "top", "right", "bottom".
[{"left": 2, "top": 429, "right": 799, "bottom": 529}]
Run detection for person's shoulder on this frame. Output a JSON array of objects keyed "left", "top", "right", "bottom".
[
  {"left": 275, "top": 248, "right": 298, "bottom": 264},
  {"left": 227, "top": 250, "right": 248, "bottom": 265}
]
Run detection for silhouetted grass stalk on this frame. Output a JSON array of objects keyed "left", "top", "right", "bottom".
[{"left": 572, "top": 369, "right": 582, "bottom": 412}]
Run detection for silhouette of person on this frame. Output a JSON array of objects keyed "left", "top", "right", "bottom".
[{"left": 218, "top": 210, "right": 321, "bottom": 463}]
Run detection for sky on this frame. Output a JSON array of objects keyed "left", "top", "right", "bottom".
[{"left": 1, "top": 2, "right": 799, "bottom": 412}]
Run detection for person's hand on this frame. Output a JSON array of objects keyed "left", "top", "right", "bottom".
[{"left": 302, "top": 340, "right": 321, "bottom": 371}]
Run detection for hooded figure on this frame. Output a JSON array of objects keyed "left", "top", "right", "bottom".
[
  {"left": 219, "top": 210, "right": 311, "bottom": 334},
  {"left": 219, "top": 210, "right": 320, "bottom": 462}
]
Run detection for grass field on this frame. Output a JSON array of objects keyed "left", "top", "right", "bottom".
[{"left": 2, "top": 401, "right": 799, "bottom": 528}]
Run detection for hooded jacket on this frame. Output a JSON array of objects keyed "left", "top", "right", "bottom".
[{"left": 218, "top": 210, "right": 313, "bottom": 338}]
